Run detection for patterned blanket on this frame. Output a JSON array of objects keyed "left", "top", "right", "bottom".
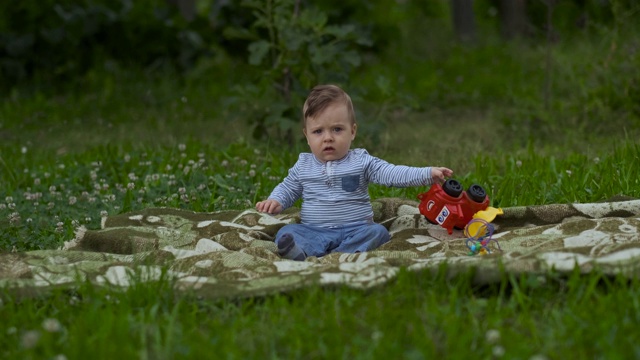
[{"left": 2, "top": 197, "right": 640, "bottom": 299}]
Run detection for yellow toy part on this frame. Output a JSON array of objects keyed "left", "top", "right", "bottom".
[{"left": 466, "top": 207, "right": 503, "bottom": 237}]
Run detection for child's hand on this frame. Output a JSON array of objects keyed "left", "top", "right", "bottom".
[
  {"left": 256, "top": 199, "right": 283, "bottom": 214},
  {"left": 431, "top": 167, "right": 453, "bottom": 184}
]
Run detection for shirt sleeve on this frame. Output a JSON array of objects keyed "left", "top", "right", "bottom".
[
  {"left": 267, "top": 156, "right": 304, "bottom": 210},
  {"left": 360, "top": 149, "right": 433, "bottom": 187}
]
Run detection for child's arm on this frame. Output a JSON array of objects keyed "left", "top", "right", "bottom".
[
  {"left": 256, "top": 199, "right": 283, "bottom": 214},
  {"left": 430, "top": 167, "right": 454, "bottom": 184}
]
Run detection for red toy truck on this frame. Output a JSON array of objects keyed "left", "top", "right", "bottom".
[{"left": 417, "top": 179, "right": 489, "bottom": 234}]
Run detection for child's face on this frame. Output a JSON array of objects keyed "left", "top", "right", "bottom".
[{"left": 303, "top": 103, "right": 356, "bottom": 162}]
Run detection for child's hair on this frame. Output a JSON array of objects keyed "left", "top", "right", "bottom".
[{"left": 302, "top": 85, "right": 356, "bottom": 125}]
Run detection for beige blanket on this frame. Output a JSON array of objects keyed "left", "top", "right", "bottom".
[{"left": 2, "top": 197, "right": 640, "bottom": 299}]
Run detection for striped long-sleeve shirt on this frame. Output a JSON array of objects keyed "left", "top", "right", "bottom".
[{"left": 268, "top": 148, "right": 434, "bottom": 227}]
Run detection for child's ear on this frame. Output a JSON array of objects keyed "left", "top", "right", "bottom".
[{"left": 351, "top": 123, "right": 357, "bottom": 139}]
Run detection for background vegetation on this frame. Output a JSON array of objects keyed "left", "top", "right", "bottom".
[{"left": 1, "top": 0, "right": 639, "bottom": 358}]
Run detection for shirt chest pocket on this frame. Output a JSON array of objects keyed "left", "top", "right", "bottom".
[{"left": 341, "top": 175, "right": 360, "bottom": 192}]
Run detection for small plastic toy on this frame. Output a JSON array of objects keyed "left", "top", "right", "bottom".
[
  {"left": 464, "top": 217, "right": 502, "bottom": 256},
  {"left": 417, "top": 179, "right": 490, "bottom": 234},
  {"left": 466, "top": 206, "right": 504, "bottom": 236}
]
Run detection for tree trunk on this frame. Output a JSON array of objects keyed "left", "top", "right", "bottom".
[
  {"left": 450, "top": 0, "right": 477, "bottom": 42},
  {"left": 500, "top": 0, "right": 527, "bottom": 39}
]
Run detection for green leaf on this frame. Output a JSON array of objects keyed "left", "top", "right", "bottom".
[
  {"left": 222, "top": 27, "right": 258, "bottom": 41},
  {"left": 248, "top": 40, "right": 271, "bottom": 65}
]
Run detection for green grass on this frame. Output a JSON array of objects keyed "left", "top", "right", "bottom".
[
  {"left": 2, "top": 28, "right": 640, "bottom": 357},
  {"left": 2, "top": 267, "right": 640, "bottom": 359}
]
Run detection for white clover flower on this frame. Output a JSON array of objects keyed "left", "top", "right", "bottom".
[
  {"left": 249, "top": 170, "right": 256, "bottom": 177},
  {"left": 516, "top": 160, "right": 522, "bottom": 167},
  {"left": 100, "top": 210, "right": 108, "bottom": 217},
  {"left": 34, "top": 178, "right": 41, "bottom": 185},
  {"left": 9, "top": 212, "right": 20, "bottom": 225},
  {"left": 166, "top": 164, "right": 172, "bottom": 171},
  {"left": 42, "top": 318, "right": 62, "bottom": 333},
  {"left": 49, "top": 185, "right": 56, "bottom": 192},
  {"left": 5, "top": 196, "right": 13, "bottom": 203},
  {"left": 124, "top": 154, "right": 131, "bottom": 162},
  {"left": 71, "top": 220, "right": 79, "bottom": 227},
  {"left": 127, "top": 182, "right": 135, "bottom": 190},
  {"left": 593, "top": 157, "right": 600, "bottom": 164},
  {"left": 221, "top": 160, "right": 229, "bottom": 167},
  {"left": 566, "top": 170, "right": 572, "bottom": 176},
  {"left": 529, "top": 355, "right": 549, "bottom": 360},
  {"left": 492, "top": 345, "right": 505, "bottom": 357},
  {"left": 485, "top": 329, "right": 500, "bottom": 343},
  {"left": 21, "top": 330, "right": 41, "bottom": 349},
  {"left": 85, "top": 217, "right": 92, "bottom": 222},
  {"left": 21, "top": 146, "right": 27, "bottom": 154},
  {"left": 68, "top": 196, "right": 77, "bottom": 205},
  {"left": 178, "top": 187, "right": 186, "bottom": 194},
  {"left": 178, "top": 143, "right": 186, "bottom": 151}
]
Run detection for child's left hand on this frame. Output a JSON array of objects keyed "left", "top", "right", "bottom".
[{"left": 431, "top": 167, "right": 453, "bottom": 184}]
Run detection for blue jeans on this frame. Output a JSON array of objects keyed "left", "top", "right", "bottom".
[{"left": 274, "top": 222, "right": 390, "bottom": 258}]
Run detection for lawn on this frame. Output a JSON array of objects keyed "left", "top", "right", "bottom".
[{"left": 2, "top": 25, "right": 640, "bottom": 359}]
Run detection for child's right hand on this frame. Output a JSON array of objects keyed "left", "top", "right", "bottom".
[
  {"left": 256, "top": 199, "right": 283, "bottom": 214},
  {"left": 431, "top": 167, "right": 453, "bottom": 184}
]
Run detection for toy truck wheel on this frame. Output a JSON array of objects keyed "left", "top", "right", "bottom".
[
  {"left": 466, "top": 184, "right": 487, "bottom": 203},
  {"left": 442, "top": 179, "right": 463, "bottom": 198}
]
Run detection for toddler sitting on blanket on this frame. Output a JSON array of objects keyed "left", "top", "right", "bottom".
[{"left": 256, "top": 84, "right": 453, "bottom": 261}]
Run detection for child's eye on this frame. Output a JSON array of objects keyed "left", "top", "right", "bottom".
[
  {"left": 333, "top": 127, "right": 343, "bottom": 133},
  {"left": 313, "top": 129, "right": 322, "bottom": 134}
]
